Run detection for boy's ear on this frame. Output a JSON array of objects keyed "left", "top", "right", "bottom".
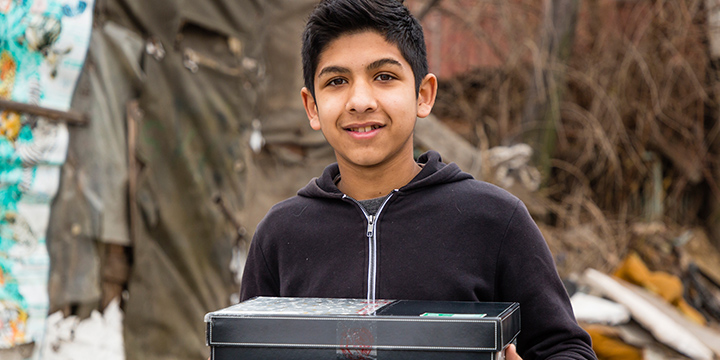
[
  {"left": 416, "top": 73, "right": 438, "bottom": 118},
  {"left": 301, "top": 87, "right": 322, "bottom": 130}
]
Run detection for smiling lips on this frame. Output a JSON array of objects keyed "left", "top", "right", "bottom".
[{"left": 346, "top": 124, "right": 384, "bottom": 133}]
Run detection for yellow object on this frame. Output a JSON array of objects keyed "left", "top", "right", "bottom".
[
  {"left": 614, "top": 252, "right": 706, "bottom": 325},
  {"left": 0, "top": 111, "right": 22, "bottom": 140},
  {"left": 677, "top": 299, "right": 707, "bottom": 325},
  {"left": 585, "top": 326, "right": 642, "bottom": 360},
  {"left": 1, "top": 50, "right": 17, "bottom": 99}
]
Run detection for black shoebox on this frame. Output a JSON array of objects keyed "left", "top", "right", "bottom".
[{"left": 205, "top": 297, "right": 520, "bottom": 360}]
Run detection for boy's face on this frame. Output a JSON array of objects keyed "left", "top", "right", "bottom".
[{"left": 302, "top": 31, "right": 437, "bottom": 170}]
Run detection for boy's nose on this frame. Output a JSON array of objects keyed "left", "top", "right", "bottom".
[{"left": 346, "top": 81, "right": 377, "bottom": 113}]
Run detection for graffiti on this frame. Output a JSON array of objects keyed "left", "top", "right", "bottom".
[{"left": 0, "top": 0, "right": 94, "bottom": 357}]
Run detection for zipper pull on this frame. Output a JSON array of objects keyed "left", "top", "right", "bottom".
[{"left": 366, "top": 215, "right": 374, "bottom": 238}]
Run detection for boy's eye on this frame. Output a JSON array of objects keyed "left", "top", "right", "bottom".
[
  {"left": 376, "top": 73, "right": 395, "bottom": 81},
  {"left": 327, "top": 78, "right": 347, "bottom": 86}
]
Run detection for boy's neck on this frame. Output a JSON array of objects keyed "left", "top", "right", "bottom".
[{"left": 336, "top": 153, "right": 421, "bottom": 201}]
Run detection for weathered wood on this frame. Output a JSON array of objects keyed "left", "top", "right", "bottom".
[
  {"left": 0, "top": 99, "right": 88, "bottom": 126},
  {"left": 521, "top": 0, "right": 581, "bottom": 179}
]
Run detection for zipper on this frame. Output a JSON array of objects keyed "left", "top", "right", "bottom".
[{"left": 344, "top": 190, "right": 397, "bottom": 306}]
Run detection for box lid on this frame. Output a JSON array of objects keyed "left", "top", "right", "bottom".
[{"left": 206, "top": 297, "right": 520, "bottom": 352}]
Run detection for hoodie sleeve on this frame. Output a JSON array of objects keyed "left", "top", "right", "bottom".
[
  {"left": 239, "top": 221, "right": 281, "bottom": 301},
  {"left": 497, "top": 200, "right": 597, "bottom": 360}
]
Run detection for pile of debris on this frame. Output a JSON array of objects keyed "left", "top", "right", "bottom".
[{"left": 564, "top": 225, "right": 720, "bottom": 359}]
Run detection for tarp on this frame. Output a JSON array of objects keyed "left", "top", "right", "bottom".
[
  {"left": 48, "top": 18, "right": 143, "bottom": 317},
  {"left": 43, "top": 0, "right": 337, "bottom": 359},
  {"left": 122, "top": 0, "right": 337, "bottom": 357},
  {"left": 101, "top": 1, "right": 265, "bottom": 359}
]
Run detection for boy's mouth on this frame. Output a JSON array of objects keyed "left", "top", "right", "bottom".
[{"left": 346, "top": 125, "right": 384, "bottom": 133}]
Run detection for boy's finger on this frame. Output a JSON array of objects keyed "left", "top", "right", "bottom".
[{"left": 506, "top": 344, "right": 523, "bottom": 360}]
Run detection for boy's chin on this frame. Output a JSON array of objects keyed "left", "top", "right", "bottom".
[
  {"left": 337, "top": 153, "right": 387, "bottom": 168},
  {"left": 335, "top": 144, "right": 414, "bottom": 169}
]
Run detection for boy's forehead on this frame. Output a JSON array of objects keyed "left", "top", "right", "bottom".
[{"left": 315, "top": 30, "right": 407, "bottom": 76}]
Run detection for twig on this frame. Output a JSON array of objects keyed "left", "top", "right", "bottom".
[{"left": 213, "top": 194, "right": 247, "bottom": 246}]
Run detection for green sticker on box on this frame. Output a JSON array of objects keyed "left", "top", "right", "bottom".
[{"left": 420, "top": 313, "right": 487, "bottom": 318}]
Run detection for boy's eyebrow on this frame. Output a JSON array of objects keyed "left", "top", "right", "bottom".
[
  {"left": 366, "top": 58, "right": 403, "bottom": 71},
  {"left": 317, "top": 58, "right": 403, "bottom": 78},
  {"left": 317, "top": 65, "right": 350, "bottom": 78}
]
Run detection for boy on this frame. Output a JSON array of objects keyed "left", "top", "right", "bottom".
[{"left": 240, "top": 1, "right": 596, "bottom": 359}]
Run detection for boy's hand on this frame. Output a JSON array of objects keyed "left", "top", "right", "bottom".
[{"left": 506, "top": 344, "right": 523, "bottom": 360}]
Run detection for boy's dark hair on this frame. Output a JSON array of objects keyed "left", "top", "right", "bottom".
[{"left": 302, "top": 0, "right": 428, "bottom": 99}]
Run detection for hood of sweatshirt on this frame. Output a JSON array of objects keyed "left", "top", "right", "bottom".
[{"left": 297, "top": 150, "right": 474, "bottom": 199}]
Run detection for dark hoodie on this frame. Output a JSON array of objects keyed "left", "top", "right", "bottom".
[{"left": 240, "top": 151, "right": 596, "bottom": 360}]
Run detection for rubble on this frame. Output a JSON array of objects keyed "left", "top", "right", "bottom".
[
  {"left": 582, "top": 268, "right": 714, "bottom": 360},
  {"left": 570, "top": 292, "right": 630, "bottom": 326},
  {"left": 40, "top": 298, "right": 124, "bottom": 360}
]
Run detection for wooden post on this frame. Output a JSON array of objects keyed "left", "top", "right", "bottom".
[{"left": 521, "top": 0, "right": 581, "bottom": 182}]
